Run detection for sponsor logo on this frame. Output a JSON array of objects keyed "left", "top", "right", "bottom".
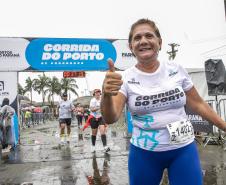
[
  {"left": 112, "top": 40, "right": 137, "bottom": 70},
  {"left": 0, "top": 81, "right": 4, "bottom": 91},
  {"left": 0, "top": 81, "right": 9, "bottom": 96},
  {"left": 0, "top": 51, "right": 20, "bottom": 58},
  {"left": 122, "top": 52, "right": 134, "bottom": 58},
  {"left": 0, "top": 38, "right": 30, "bottom": 71},
  {"left": 168, "top": 70, "right": 178, "bottom": 77},
  {"left": 128, "top": 78, "right": 140, "bottom": 85}
]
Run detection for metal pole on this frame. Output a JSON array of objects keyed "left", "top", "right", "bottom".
[
  {"left": 85, "top": 72, "right": 90, "bottom": 95},
  {"left": 215, "top": 95, "right": 224, "bottom": 146}
]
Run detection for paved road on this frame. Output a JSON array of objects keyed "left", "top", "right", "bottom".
[{"left": 0, "top": 120, "right": 225, "bottom": 185}]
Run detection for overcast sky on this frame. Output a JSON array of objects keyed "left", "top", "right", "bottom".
[
  {"left": 1, "top": 0, "right": 226, "bottom": 102},
  {"left": 1, "top": 0, "right": 225, "bottom": 40}
]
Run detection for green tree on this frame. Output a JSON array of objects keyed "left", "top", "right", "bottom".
[
  {"left": 44, "top": 76, "right": 61, "bottom": 108},
  {"left": 24, "top": 77, "right": 34, "bottom": 104},
  {"left": 18, "top": 83, "right": 26, "bottom": 96},
  {"left": 33, "top": 73, "right": 51, "bottom": 105},
  {"left": 60, "top": 78, "right": 79, "bottom": 98}
]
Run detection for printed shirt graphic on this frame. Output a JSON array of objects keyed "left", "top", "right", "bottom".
[
  {"left": 58, "top": 100, "right": 74, "bottom": 119},
  {"left": 120, "top": 60, "right": 194, "bottom": 151},
  {"left": 90, "top": 97, "right": 102, "bottom": 118}
]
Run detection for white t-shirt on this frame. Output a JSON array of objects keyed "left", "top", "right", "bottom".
[
  {"left": 120, "top": 60, "right": 194, "bottom": 151},
  {"left": 58, "top": 100, "right": 74, "bottom": 119},
  {"left": 90, "top": 97, "right": 102, "bottom": 118}
]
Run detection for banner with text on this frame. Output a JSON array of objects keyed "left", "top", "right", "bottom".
[
  {"left": 0, "top": 72, "right": 18, "bottom": 108},
  {"left": 0, "top": 38, "right": 136, "bottom": 71}
]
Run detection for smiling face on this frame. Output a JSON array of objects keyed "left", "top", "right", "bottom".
[{"left": 129, "top": 23, "right": 162, "bottom": 64}]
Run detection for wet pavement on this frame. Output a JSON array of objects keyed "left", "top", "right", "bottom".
[{"left": 0, "top": 120, "right": 225, "bottom": 185}]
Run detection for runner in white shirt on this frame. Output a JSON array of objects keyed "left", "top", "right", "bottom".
[
  {"left": 120, "top": 60, "right": 194, "bottom": 152},
  {"left": 58, "top": 92, "right": 75, "bottom": 144},
  {"left": 101, "top": 19, "right": 226, "bottom": 185},
  {"left": 89, "top": 89, "right": 110, "bottom": 153}
]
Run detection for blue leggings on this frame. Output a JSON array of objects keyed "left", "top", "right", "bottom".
[{"left": 128, "top": 142, "right": 203, "bottom": 185}]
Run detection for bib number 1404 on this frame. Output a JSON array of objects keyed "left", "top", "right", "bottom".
[{"left": 167, "top": 120, "right": 194, "bottom": 144}]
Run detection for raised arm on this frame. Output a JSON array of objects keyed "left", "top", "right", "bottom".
[
  {"left": 101, "top": 59, "right": 126, "bottom": 124},
  {"left": 186, "top": 87, "right": 226, "bottom": 132}
]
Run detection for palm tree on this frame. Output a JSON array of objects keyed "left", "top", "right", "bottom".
[
  {"left": 18, "top": 83, "right": 26, "bottom": 96},
  {"left": 44, "top": 76, "right": 61, "bottom": 108},
  {"left": 24, "top": 77, "right": 34, "bottom": 104},
  {"left": 60, "top": 78, "right": 79, "bottom": 98},
  {"left": 33, "top": 73, "right": 51, "bottom": 105}
]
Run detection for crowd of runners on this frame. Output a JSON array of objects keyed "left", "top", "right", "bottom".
[{"left": 57, "top": 89, "right": 110, "bottom": 153}]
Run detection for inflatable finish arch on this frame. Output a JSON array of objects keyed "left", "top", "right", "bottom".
[{"left": 0, "top": 37, "right": 137, "bottom": 145}]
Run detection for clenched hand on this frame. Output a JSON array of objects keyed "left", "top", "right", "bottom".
[{"left": 102, "top": 58, "right": 123, "bottom": 96}]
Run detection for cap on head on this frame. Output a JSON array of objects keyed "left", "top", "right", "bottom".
[
  {"left": 93, "top": 89, "right": 101, "bottom": 96},
  {"left": 62, "top": 92, "right": 68, "bottom": 97}
]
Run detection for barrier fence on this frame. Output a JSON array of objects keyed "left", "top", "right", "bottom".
[
  {"left": 185, "top": 99, "right": 226, "bottom": 146},
  {"left": 20, "top": 112, "right": 54, "bottom": 128}
]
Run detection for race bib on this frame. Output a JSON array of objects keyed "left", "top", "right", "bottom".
[{"left": 167, "top": 119, "right": 194, "bottom": 144}]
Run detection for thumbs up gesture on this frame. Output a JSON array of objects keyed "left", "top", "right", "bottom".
[{"left": 102, "top": 58, "right": 123, "bottom": 96}]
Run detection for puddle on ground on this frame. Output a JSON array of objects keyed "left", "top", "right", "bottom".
[{"left": 37, "top": 128, "right": 51, "bottom": 134}]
